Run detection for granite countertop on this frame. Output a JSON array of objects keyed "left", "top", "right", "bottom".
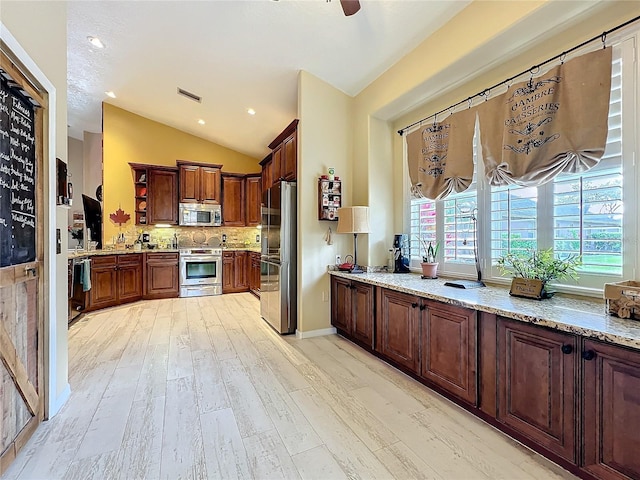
[
  {"left": 329, "top": 270, "right": 640, "bottom": 351},
  {"left": 67, "top": 248, "right": 180, "bottom": 259}
]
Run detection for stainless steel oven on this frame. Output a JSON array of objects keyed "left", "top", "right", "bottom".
[{"left": 179, "top": 248, "right": 222, "bottom": 297}]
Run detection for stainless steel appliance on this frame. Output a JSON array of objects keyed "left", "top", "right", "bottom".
[
  {"left": 260, "top": 181, "right": 297, "bottom": 334},
  {"left": 179, "top": 247, "right": 223, "bottom": 297},
  {"left": 179, "top": 203, "right": 222, "bottom": 227}
]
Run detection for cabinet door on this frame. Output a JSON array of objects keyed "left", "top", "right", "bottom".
[
  {"left": 144, "top": 254, "right": 179, "bottom": 299},
  {"left": 261, "top": 159, "right": 273, "bottom": 194},
  {"left": 148, "top": 168, "right": 178, "bottom": 225},
  {"left": 250, "top": 253, "right": 261, "bottom": 293},
  {"left": 421, "top": 303, "right": 477, "bottom": 405},
  {"left": 351, "top": 282, "right": 374, "bottom": 349},
  {"left": 222, "top": 175, "right": 246, "bottom": 226},
  {"left": 272, "top": 146, "right": 283, "bottom": 183},
  {"left": 497, "top": 318, "right": 577, "bottom": 463},
  {"left": 117, "top": 254, "right": 142, "bottom": 303},
  {"left": 583, "top": 340, "right": 640, "bottom": 480},
  {"left": 377, "top": 289, "right": 420, "bottom": 372},
  {"left": 200, "top": 167, "right": 221, "bottom": 204},
  {"left": 331, "top": 277, "right": 352, "bottom": 334},
  {"left": 245, "top": 176, "right": 262, "bottom": 226},
  {"left": 282, "top": 132, "right": 297, "bottom": 181},
  {"left": 179, "top": 165, "right": 200, "bottom": 203},
  {"left": 234, "top": 251, "right": 249, "bottom": 291},
  {"left": 89, "top": 256, "right": 118, "bottom": 309},
  {"left": 222, "top": 252, "right": 234, "bottom": 293}
]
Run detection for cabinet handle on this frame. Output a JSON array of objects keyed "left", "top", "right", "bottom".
[
  {"left": 561, "top": 344, "right": 573, "bottom": 355},
  {"left": 582, "top": 350, "right": 596, "bottom": 361},
  {"left": 411, "top": 303, "right": 418, "bottom": 309},
  {"left": 419, "top": 304, "right": 426, "bottom": 311}
]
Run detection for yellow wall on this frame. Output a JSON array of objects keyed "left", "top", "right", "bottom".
[
  {"left": 102, "top": 103, "right": 260, "bottom": 241},
  {"left": 297, "top": 71, "right": 353, "bottom": 333}
]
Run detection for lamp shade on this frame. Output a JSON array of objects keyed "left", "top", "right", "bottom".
[{"left": 336, "top": 206, "right": 370, "bottom": 234}]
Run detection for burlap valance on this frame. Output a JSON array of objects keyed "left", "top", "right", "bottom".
[
  {"left": 478, "top": 47, "right": 612, "bottom": 186},
  {"left": 406, "top": 107, "right": 476, "bottom": 200}
]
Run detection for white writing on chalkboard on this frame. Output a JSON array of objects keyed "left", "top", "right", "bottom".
[{"left": 1, "top": 78, "right": 37, "bottom": 266}]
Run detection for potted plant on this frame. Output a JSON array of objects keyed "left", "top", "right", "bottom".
[
  {"left": 496, "top": 248, "right": 582, "bottom": 299},
  {"left": 419, "top": 238, "right": 439, "bottom": 279}
]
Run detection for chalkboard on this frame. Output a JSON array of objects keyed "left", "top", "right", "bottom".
[{"left": 0, "top": 76, "right": 36, "bottom": 267}]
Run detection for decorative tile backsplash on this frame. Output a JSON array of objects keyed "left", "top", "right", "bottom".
[{"left": 107, "top": 225, "right": 261, "bottom": 249}]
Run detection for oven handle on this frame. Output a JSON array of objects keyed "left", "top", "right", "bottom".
[{"left": 180, "top": 255, "right": 222, "bottom": 262}]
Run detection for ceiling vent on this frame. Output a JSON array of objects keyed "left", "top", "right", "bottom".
[{"left": 177, "top": 87, "right": 202, "bottom": 103}]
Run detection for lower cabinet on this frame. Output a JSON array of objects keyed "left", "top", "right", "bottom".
[
  {"left": 222, "top": 251, "right": 249, "bottom": 294},
  {"left": 421, "top": 302, "right": 477, "bottom": 405},
  {"left": 330, "top": 276, "right": 374, "bottom": 349},
  {"left": 144, "top": 252, "right": 179, "bottom": 299},
  {"left": 376, "top": 288, "right": 420, "bottom": 372},
  {"left": 582, "top": 340, "right": 640, "bottom": 480},
  {"left": 497, "top": 317, "right": 577, "bottom": 463},
  {"left": 88, "top": 254, "right": 142, "bottom": 311}
]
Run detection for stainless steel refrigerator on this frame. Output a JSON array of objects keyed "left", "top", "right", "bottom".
[{"left": 260, "top": 181, "right": 297, "bottom": 334}]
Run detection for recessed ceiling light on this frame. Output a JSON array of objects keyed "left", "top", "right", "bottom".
[
  {"left": 87, "top": 36, "right": 105, "bottom": 49},
  {"left": 198, "top": 119, "right": 206, "bottom": 125},
  {"left": 105, "top": 91, "right": 116, "bottom": 98},
  {"left": 247, "top": 108, "right": 256, "bottom": 115}
]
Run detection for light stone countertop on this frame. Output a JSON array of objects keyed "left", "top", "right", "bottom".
[
  {"left": 67, "top": 248, "right": 180, "bottom": 259},
  {"left": 329, "top": 270, "right": 640, "bottom": 351}
]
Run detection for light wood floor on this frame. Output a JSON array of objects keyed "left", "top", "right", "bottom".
[{"left": 3, "top": 294, "right": 576, "bottom": 480}]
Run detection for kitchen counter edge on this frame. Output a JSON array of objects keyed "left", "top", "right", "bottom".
[{"left": 328, "top": 270, "right": 640, "bottom": 351}]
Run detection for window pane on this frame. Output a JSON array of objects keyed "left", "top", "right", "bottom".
[
  {"left": 443, "top": 195, "right": 477, "bottom": 264},
  {"left": 490, "top": 185, "right": 538, "bottom": 262},
  {"left": 410, "top": 198, "right": 436, "bottom": 262}
]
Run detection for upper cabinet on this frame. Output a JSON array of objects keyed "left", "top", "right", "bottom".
[
  {"left": 177, "top": 161, "right": 222, "bottom": 204},
  {"left": 221, "top": 173, "right": 246, "bottom": 226},
  {"left": 245, "top": 174, "right": 262, "bottom": 227},
  {"left": 264, "top": 119, "right": 298, "bottom": 189},
  {"left": 130, "top": 163, "right": 178, "bottom": 225}
]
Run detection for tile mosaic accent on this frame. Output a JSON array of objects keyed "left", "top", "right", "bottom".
[{"left": 329, "top": 271, "right": 640, "bottom": 351}]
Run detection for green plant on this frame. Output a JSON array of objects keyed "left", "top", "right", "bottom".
[
  {"left": 419, "top": 238, "right": 439, "bottom": 263},
  {"left": 496, "top": 248, "right": 582, "bottom": 284}
]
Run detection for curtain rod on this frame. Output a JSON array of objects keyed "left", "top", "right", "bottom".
[{"left": 397, "top": 14, "right": 640, "bottom": 136}]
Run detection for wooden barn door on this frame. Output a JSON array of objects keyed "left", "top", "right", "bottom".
[{"left": 0, "top": 51, "right": 46, "bottom": 473}]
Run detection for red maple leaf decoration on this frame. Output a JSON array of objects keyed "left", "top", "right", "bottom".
[{"left": 109, "top": 208, "right": 131, "bottom": 226}]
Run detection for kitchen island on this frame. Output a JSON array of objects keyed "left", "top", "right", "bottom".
[{"left": 329, "top": 270, "right": 640, "bottom": 480}]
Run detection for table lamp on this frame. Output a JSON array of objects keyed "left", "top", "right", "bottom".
[{"left": 336, "top": 206, "right": 369, "bottom": 274}]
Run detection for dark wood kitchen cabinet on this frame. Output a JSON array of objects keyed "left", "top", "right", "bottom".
[
  {"left": 421, "top": 302, "right": 477, "bottom": 405},
  {"left": 260, "top": 153, "right": 273, "bottom": 193},
  {"left": 222, "top": 251, "right": 248, "bottom": 294},
  {"left": 245, "top": 174, "right": 262, "bottom": 227},
  {"left": 268, "top": 119, "right": 298, "bottom": 183},
  {"left": 178, "top": 161, "right": 222, "bottom": 204},
  {"left": 497, "top": 317, "right": 577, "bottom": 463},
  {"left": 144, "top": 252, "right": 179, "bottom": 299},
  {"left": 331, "top": 276, "right": 374, "bottom": 349},
  {"left": 88, "top": 254, "right": 143, "bottom": 311},
  {"left": 582, "top": 340, "right": 640, "bottom": 480},
  {"left": 147, "top": 167, "right": 178, "bottom": 225},
  {"left": 376, "top": 288, "right": 420, "bottom": 372},
  {"left": 89, "top": 255, "right": 118, "bottom": 310},
  {"left": 221, "top": 174, "right": 246, "bottom": 226}
]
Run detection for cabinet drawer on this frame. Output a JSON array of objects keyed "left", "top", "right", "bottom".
[
  {"left": 117, "top": 253, "right": 142, "bottom": 266},
  {"left": 146, "top": 253, "right": 178, "bottom": 263},
  {"left": 91, "top": 255, "right": 117, "bottom": 268}
]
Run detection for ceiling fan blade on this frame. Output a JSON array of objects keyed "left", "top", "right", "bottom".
[{"left": 340, "top": 0, "right": 361, "bottom": 16}]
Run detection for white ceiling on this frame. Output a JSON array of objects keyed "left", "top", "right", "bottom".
[{"left": 67, "top": 0, "right": 471, "bottom": 159}]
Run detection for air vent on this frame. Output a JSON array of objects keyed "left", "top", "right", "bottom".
[{"left": 177, "top": 87, "right": 202, "bottom": 103}]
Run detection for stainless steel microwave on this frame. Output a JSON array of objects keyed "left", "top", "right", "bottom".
[{"left": 179, "top": 203, "right": 222, "bottom": 226}]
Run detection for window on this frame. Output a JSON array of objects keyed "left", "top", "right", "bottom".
[{"left": 409, "top": 35, "right": 635, "bottom": 293}]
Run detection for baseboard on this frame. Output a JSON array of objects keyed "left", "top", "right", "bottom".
[
  {"left": 295, "top": 327, "right": 337, "bottom": 339},
  {"left": 48, "top": 383, "right": 70, "bottom": 419}
]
